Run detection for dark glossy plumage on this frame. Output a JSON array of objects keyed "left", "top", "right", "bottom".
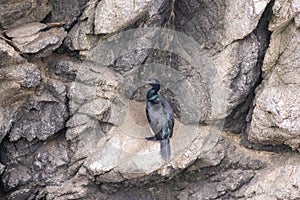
[{"left": 143, "top": 78, "right": 174, "bottom": 161}]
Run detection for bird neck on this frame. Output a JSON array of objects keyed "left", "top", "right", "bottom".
[
  {"left": 151, "top": 84, "right": 160, "bottom": 93},
  {"left": 147, "top": 88, "right": 160, "bottom": 102}
]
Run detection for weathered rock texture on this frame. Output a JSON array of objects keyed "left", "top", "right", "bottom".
[
  {"left": 248, "top": 0, "right": 300, "bottom": 149},
  {"left": 0, "top": 0, "right": 51, "bottom": 29},
  {"left": 94, "top": 0, "right": 155, "bottom": 34},
  {"left": 1, "top": 0, "right": 300, "bottom": 199}
]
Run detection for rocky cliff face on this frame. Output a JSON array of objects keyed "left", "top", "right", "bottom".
[{"left": 0, "top": 0, "right": 300, "bottom": 199}]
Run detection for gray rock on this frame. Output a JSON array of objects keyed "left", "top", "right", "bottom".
[
  {"left": 64, "top": 21, "right": 98, "bottom": 51},
  {"left": 79, "top": 0, "right": 99, "bottom": 34},
  {"left": 3, "top": 0, "right": 300, "bottom": 199},
  {"left": 112, "top": 49, "right": 149, "bottom": 74},
  {"left": 37, "top": 171, "right": 91, "bottom": 200},
  {"left": 242, "top": 160, "right": 300, "bottom": 199},
  {"left": 104, "top": 138, "right": 264, "bottom": 200},
  {"left": 212, "top": 33, "right": 260, "bottom": 117},
  {"left": 0, "top": 0, "right": 51, "bottom": 29},
  {"left": 5, "top": 22, "right": 67, "bottom": 57},
  {"left": 224, "top": 0, "right": 271, "bottom": 45},
  {"left": 94, "top": 0, "right": 155, "bottom": 34},
  {"left": 84, "top": 121, "right": 224, "bottom": 182},
  {"left": 1, "top": 133, "right": 71, "bottom": 194},
  {"left": 47, "top": 79, "right": 67, "bottom": 100},
  {"left": 175, "top": 0, "right": 270, "bottom": 50},
  {"left": 35, "top": 27, "right": 67, "bottom": 57},
  {"left": 0, "top": 39, "right": 26, "bottom": 67},
  {"left": 8, "top": 85, "right": 68, "bottom": 142},
  {"left": 0, "top": 95, "right": 25, "bottom": 144},
  {"left": 1, "top": 165, "right": 32, "bottom": 190},
  {"left": 249, "top": 85, "right": 300, "bottom": 148},
  {"left": 174, "top": 0, "right": 270, "bottom": 120},
  {"left": 0, "top": 46, "right": 41, "bottom": 143},
  {"left": 5, "top": 22, "right": 47, "bottom": 38},
  {"left": 3, "top": 63, "right": 42, "bottom": 88},
  {"left": 65, "top": 0, "right": 165, "bottom": 53},
  {"left": 47, "top": 59, "right": 79, "bottom": 82},
  {"left": 0, "top": 62, "right": 41, "bottom": 88},
  {"left": 269, "top": 0, "right": 300, "bottom": 31},
  {"left": 12, "top": 27, "right": 67, "bottom": 57},
  {"left": 248, "top": 10, "right": 300, "bottom": 148},
  {"left": 12, "top": 33, "right": 41, "bottom": 47},
  {"left": 190, "top": 169, "right": 256, "bottom": 200},
  {"left": 4, "top": 189, "right": 35, "bottom": 200},
  {"left": 64, "top": 0, "right": 98, "bottom": 53},
  {"left": 149, "top": 0, "right": 165, "bottom": 17},
  {"left": 9, "top": 101, "right": 67, "bottom": 142},
  {"left": 0, "top": 163, "right": 4, "bottom": 175},
  {"left": 48, "top": 0, "right": 88, "bottom": 29}
]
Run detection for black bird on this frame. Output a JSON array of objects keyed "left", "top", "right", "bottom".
[{"left": 142, "top": 78, "right": 174, "bottom": 161}]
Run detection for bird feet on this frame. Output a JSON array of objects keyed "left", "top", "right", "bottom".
[{"left": 145, "top": 136, "right": 158, "bottom": 141}]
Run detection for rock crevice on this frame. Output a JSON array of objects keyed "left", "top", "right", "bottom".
[{"left": 1, "top": 0, "right": 300, "bottom": 199}]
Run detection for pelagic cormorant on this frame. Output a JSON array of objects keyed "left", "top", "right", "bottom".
[{"left": 142, "top": 78, "right": 174, "bottom": 161}]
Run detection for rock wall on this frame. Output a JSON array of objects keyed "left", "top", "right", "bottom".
[{"left": 0, "top": 0, "right": 300, "bottom": 199}]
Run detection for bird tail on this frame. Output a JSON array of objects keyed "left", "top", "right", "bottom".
[{"left": 160, "top": 138, "right": 171, "bottom": 161}]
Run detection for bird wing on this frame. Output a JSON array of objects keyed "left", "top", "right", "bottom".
[
  {"left": 160, "top": 95, "right": 174, "bottom": 138},
  {"left": 146, "top": 95, "right": 174, "bottom": 140},
  {"left": 146, "top": 100, "right": 164, "bottom": 137}
]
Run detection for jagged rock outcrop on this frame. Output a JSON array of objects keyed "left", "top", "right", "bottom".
[
  {"left": 1, "top": 0, "right": 300, "bottom": 199},
  {"left": 5, "top": 22, "right": 67, "bottom": 57},
  {"left": 248, "top": 0, "right": 300, "bottom": 149},
  {"left": 175, "top": 0, "right": 271, "bottom": 124},
  {"left": 0, "top": 0, "right": 51, "bottom": 29}
]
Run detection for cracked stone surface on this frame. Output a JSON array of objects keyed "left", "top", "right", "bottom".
[
  {"left": 175, "top": 0, "right": 270, "bottom": 121},
  {"left": 248, "top": 1, "right": 300, "bottom": 149},
  {"left": 5, "top": 22, "right": 47, "bottom": 38},
  {"left": 6, "top": 23, "right": 67, "bottom": 57},
  {"left": 0, "top": 0, "right": 51, "bottom": 29},
  {"left": 66, "top": 57, "right": 225, "bottom": 183},
  {"left": 0, "top": 39, "right": 26, "bottom": 66},
  {"left": 1, "top": 0, "right": 300, "bottom": 199},
  {"left": 175, "top": 0, "right": 271, "bottom": 50},
  {"left": 237, "top": 155, "right": 300, "bottom": 199},
  {"left": 48, "top": 0, "right": 89, "bottom": 29},
  {"left": 94, "top": 0, "right": 155, "bottom": 34}
]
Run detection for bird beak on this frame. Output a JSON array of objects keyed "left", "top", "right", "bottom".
[{"left": 141, "top": 80, "right": 151, "bottom": 84}]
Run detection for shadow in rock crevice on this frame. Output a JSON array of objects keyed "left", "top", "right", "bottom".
[
  {"left": 0, "top": 127, "right": 74, "bottom": 198},
  {"left": 223, "top": 1, "right": 273, "bottom": 134}
]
